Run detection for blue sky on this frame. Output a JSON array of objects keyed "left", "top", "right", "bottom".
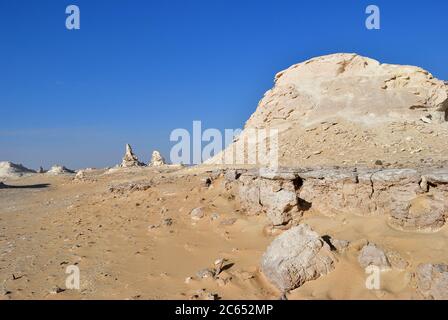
[{"left": 1, "top": 0, "right": 447, "bottom": 169}]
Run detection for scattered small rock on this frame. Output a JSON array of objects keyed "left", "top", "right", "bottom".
[
  {"left": 189, "top": 289, "right": 219, "bottom": 300},
  {"left": 196, "top": 268, "right": 215, "bottom": 279},
  {"left": 220, "top": 218, "right": 237, "bottom": 226},
  {"left": 210, "top": 213, "right": 220, "bottom": 221},
  {"left": 162, "top": 218, "right": 173, "bottom": 226},
  {"left": 50, "top": 286, "right": 66, "bottom": 294},
  {"left": 420, "top": 115, "right": 432, "bottom": 124},
  {"left": 190, "top": 207, "right": 205, "bottom": 220}
]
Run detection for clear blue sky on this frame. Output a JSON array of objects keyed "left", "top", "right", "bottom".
[{"left": 1, "top": 0, "right": 447, "bottom": 169}]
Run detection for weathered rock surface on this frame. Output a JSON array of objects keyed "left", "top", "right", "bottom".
[
  {"left": 237, "top": 172, "right": 300, "bottom": 225},
  {"left": 358, "top": 243, "right": 391, "bottom": 270},
  {"left": 390, "top": 194, "right": 447, "bottom": 231},
  {"left": 223, "top": 169, "right": 242, "bottom": 182},
  {"left": 120, "top": 144, "right": 144, "bottom": 168},
  {"left": 232, "top": 166, "right": 448, "bottom": 231},
  {"left": 149, "top": 150, "right": 166, "bottom": 167},
  {"left": 108, "top": 182, "right": 151, "bottom": 194},
  {"left": 326, "top": 237, "right": 350, "bottom": 252},
  {"left": 260, "top": 224, "right": 337, "bottom": 292},
  {"left": 416, "top": 264, "right": 448, "bottom": 300},
  {"left": 386, "top": 250, "right": 409, "bottom": 270},
  {"left": 0, "top": 161, "right": 36, "bottom": 179},
  {"left": 46, "top": 165, "right": 75, "bottom": 175},
  {"left": 249, "top": 53, "right": 448, "bottom": 128}
]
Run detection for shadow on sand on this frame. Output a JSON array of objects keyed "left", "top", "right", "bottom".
[{"left": 0, "top": 182, "right": 50, "bottom": 189}]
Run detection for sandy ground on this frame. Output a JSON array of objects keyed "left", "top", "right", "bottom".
[{"left": 1, "top": 166, "right": 447, "bottom": 300}]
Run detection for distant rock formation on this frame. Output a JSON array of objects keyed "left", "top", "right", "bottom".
[
  {"left": 120, "top": 144, "right": 144, "bottom": 168},
  {"left": 149, "top": 150, "right": 166, "bottom": 166},
  {"left": 0, "top": 161, "right": 36, "bottom": 179},
  {"left": 46, "top": 165, "right": 75, "bottom": 175}
]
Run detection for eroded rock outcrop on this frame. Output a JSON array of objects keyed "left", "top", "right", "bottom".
[
  {"left": 232, "top": 167, "right": 448, "bottom": 232},
  {"left": 120, "top": 144, "right": 144, "bottom": 168},
  {"left": 260, "top": 224, "right": 337, "bottom": 292},
  {"left": 237, "top": 169, "right": 301, "bottom": 226}
]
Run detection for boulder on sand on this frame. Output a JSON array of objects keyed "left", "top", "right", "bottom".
[{"left": 260, "top": 224, "right": 337, "bottom": 292}]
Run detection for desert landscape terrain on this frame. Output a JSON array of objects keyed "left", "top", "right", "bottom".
[{"left": 1, "top": 54, "right": 447, "bottom": 300}]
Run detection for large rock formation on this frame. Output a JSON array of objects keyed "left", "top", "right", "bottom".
[
  {"left": 0, "top": 161, "right": 36, "bottom": 179},
  {"left": 120, "top": 144, "right": 144, "bottom": 168},
  {"left": 149, "top": 150, "right": 166, "bottom": 167},
  {"left": 208, "top": 53, "right": 448, "bottom": 168},
  {"left": 260, "top": 224, "right": 337, "bottom": 292},
  {"left": 249, "top": 53, "right": 447, "bottom": 128}
]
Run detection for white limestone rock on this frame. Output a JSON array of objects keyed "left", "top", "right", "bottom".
[
  {"left": 150, "top": 150, "right": 166, "bottom": 167},
  {"left": 120, "top": 144, "right": 144, "bottom": 168},
  {"left": 260, "top": 224, "right": 337, "bottom": 292},
  {"left": 0, "top": 161, "right": 36, "bottom": 179}
]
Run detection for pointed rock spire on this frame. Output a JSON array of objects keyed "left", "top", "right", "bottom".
[{"left": 120, "top": 144, "right": 144, "bottom": 168}]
